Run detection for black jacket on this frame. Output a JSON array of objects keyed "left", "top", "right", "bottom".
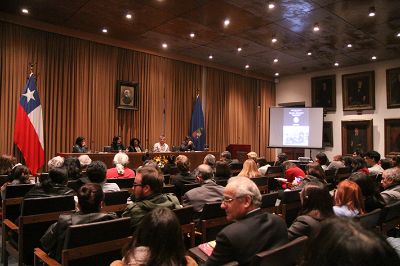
[{"left": 24, "top": 183, "right": 75, "bottom": 199}]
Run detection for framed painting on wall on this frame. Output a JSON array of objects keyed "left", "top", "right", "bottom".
[
  {"left": 384, "top": 118, "right": 400, "bottom": 155},
  {"left": 342, "top": 71, "right": 375, "bottom": 111},
  {"left": 341, "top": 120, "right": 373, "bottom": 155},
  {"left": 386, "top": 67, "right": 400, "bottom": 109},
  {"left": 311, "top": 75, "right": 336, "bottom": 112},
  {"left": 116, "top": 80, "right": 139, "bottom": 110}
]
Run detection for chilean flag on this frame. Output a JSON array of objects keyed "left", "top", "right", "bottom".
[{"left": 14, "top": 74, "right": 44, "bottom": 175}]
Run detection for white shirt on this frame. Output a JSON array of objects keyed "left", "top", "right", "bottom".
[{"left": 153, "top": 142, "right": 170, "bottom": 152}]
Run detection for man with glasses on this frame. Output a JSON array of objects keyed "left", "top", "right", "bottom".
[
  {"left": 380, "top": 167, "right": 400, "bottom": 205},
  {"left": 122, "top": 166, "right": 181, "bottom": 231},
  {"left": 206, "top": 176, "right": 288, "bottom": 266}
]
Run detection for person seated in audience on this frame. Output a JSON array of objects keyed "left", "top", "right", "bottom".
[
  {"left": 391, "top": 155, "right": 400, "bottom": 168},
  {"left": 72, "top": 136, "right": 88, "bottom": 153},
  {"left": 288, "top": 181, "right": 334, "bottom": 240},
  {"left": 111, "top": 135, "right": 126, "bottom": 152},
  {"left": 215, "top": 161, "right": 231, "bottom": 180},
  {"left": 180, "top": 135, "right": 194, "bottom": 151},
  {"left": 63, "top": 156, "right": 81, "bottom": 180},
  {"left": 171, "top": 155, "right": 196, "bottom": 199},
  {"left": 301, "top": 217, "right": 400, "bottom": 266},
  {"left": 25, "top": 167, "right": 75, "bottom": 198},
  {"left": 238, "top": 159, "right": 261, "bottom": 178},
  {"left": 87, "top": 161, "right": 120, "bottom": 192},
  {"left": 206, "top": 176, "right": 288, "bottom": 265},
  {"left": 342, "top": 155, "right": 354, "bottom": 168},
  {"left": 247, "top": 151, "right": 258, "bottom": 161},
  {"left": 0, "top": 154, "right": 17, "bottom": 175},
  {"left": 111, "top": 207, "right": 197, "bottom": 266},
  {"left": 203, "top": 154, "right": 216, "bottom": 170},
  {"left": 47, "top": 156, "right": 64, "bottom": 170},
  {"left": 1, "top": 164, "right": 31, "bottom": 199},
  {"left": 283, "top": 161, "right": 305, "bottom": 188},
  {"left": 257, "top": 157, "right": 271, "bottom": 175},
  {"left": 274, "top": 152, "right": 288, "bottom": 168},
  {"left": 40, "top": 183, "right": 117, "bottom": 262},
  {"left": 78, "top": 154, "right": 92, "bottom": 177},
  {"left": 106, "top": 152, "right": 135, "bottom": 178},
  {"left": 182, "top": 164, "right": 224, "bottom": 213},
  {"left": 305, "top": 162, "right": 327, "bottom": 184},
  {"left": 326, "top": 154, "right": 345, "bottom": 172},
  {"left": 128, "top": 137, "right": 143, "bottom": 152},
  {"left": 348, "top": 172, "right": 385, "bottom": 212},
  {"left": 220, "top": 151, "right": 233, "bottom": 165},
  {"left": 380, "top": 158, "right": 392, "bottom": 170},
  {"left": 122, "top": 166, "right": 181, "bottom": 232},
  {"left": 352, "top": 156, "right": 369, "bottom": 174},
  {"left": 315, "top": 152, "right": 329, "bottom": 170},
  {"left": 364, "top": 150, "right": 384, "bottom": 175},
  {"left": 380, "top": 167, "right": 400, "bottom": 205},
  {"left": 162, "top": 155, "right": 178, "bottom": 175},
  {"left": 352, "top": 149, "right": 362, "bottom": 157},
  {"left": 333, "top": 180, "right": 364, "bottom": 218},
  {"left": 153, "top": 134, "right": 170, "bottom": 152}
]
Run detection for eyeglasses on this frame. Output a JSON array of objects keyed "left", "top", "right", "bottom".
[
  {"left": 222, "top": 195, "right": 246, "bottom": 204},
  {"left": 133, "top": 183, "right": 143, "bottom": 187}
]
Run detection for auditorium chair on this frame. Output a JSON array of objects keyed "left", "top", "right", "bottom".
[
  {"left": 265, "top": 166, "right": 283, "bottom": 192},
  {"left": 276, "top": 189, "right": 302, "bottom": 226},
  {"left": 229, "top": 162, "right": 243, "bottom": 176},
  {"left": 199, "top": 202, "right": 230, "bottom": 242},
  {"left": 106, "top": 177, "right": 135, "bottom": 189},
  {"left": 3, "top": 195, "right": 75, "bottom": 266},
  {"left": 354, "top": 208, "right": 383, "bottom": 232},
  {"left": 252, "top": 176, "right": 269, "bottom": 194},
  {"left": 261, "top": 192, "right": 279, "bottom": 214},
  {"left": 381, "top": 201, "right": 400, "bottom": 236},
  {"left": 102, "top": 190, "right": 130, "bottom": 213},
  {"left": 67, "top": 180, "right": 82, "bottom": 192},
  {"left": 174, "top": 205, "right": 196, "bottom": 247},
  {"left": 324, "top": 169, "right": 336, "bottom": 187},
  {"left": 162, "top": 184, "right": 176, "bottom": 194},
  {"left": 34, "top": 217, "right": 132, "bottom": 266},
  {"left": 103, "top": 146, "right": 112, "bottom": 152},
  {"left": 252, "top": 236, "right": 308, "bottom": 266}
]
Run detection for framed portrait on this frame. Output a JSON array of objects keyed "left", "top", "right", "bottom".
[
  {"left": 116, "top": 80, "right": 139, "bottom": 110},
  {"left": 323, "top": 121, "right": 333, "bottom": 147},
  {"left": 386, "top": 67, "right": 400, "bottom": 108},
  {"left": 342, "top": 71, "right": 375, "bottom": 111},
  {"left": 341, "top": 120, "right": 373, "bottom": 155},
  {"left": 384, "top": 119, "right": 400, "bottom": 155},
  {"left": 311, "top": 75, "right": 336, "bottom": 112}
]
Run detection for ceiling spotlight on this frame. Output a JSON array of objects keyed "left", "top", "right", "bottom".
[
  {"left": 347, "top": 43, "right": 352, "bottom": 48},
  {"left": 245, "top": 64, "right": 250, "bottom": 69},
  {"left": 273, "top": 58, "right": 279, "bottom": 63},
  {"left": 21, "top": 8, "right": 29, "bottom": 14},
  {"left": 371, "top": 56, "right": 377, "bottom": 60},
  {"left": 274, "top": 72, "right": 279, "bottom": 76},
  {"left": 307, "top": 52, "right": 312, "bottom": 56},
  {"left": 224, "top": 19, "right": 230, "bottom": 27},
  {"left": 271, "top": 37, "right": 277, "bottom": 43},
  {"left": 101, "top": 28, "right": 108, "bottom": 33},
  {"left": 189, "top": 32, "right": 195, "bottom": 38},
  {"left": 208, "top": 55, "right": 213, "bottom": 59},
  {"left": 334, "top": 62, "right": 339, "bottom": 67},
  {"left": 396, "top": 32, "right": 400, "bottom": 37},
  {"left": 369, "top": 6, "right": 376, "bottom": 17},
  {"left": 313, "top": 23, "right": 320, "bottom": 32},
  {"left": 162, "top": 43, "right": 168, "bottom": 48},
  {"left": 268, "top": 2, "right": 275, "bottom": 9},
  {"left": 125, "top": 13, "right": 132, "bottom": 19},
  {"left": 237, "top": 47, "right": 242, "bottom": 52}
]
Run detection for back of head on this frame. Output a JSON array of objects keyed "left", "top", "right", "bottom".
[
  {"left": 86, "top": 161, "right": 107, "bottom": 183},
  {"left": 316, "top": 152, "right": 328, "bottom": 166},
  {"left": 78, "top": 155, "right": 92, "bottom": 167},
  {"left": 301, "top": 181, "right": 333, "bottom": 218},
  {"left": 379, "top": 159, "right": 392, "bottom": 170},
  {"left": 77, "top": 183, "right": 104, "bottom": 213},
  {"left": 306, "top": 162, "right": 326, "bottom": 182},
  {"left": 113, "top": 152, "right": 129, "bottom": 166},
  {"left": 365, "top": 150, "right": 381, "bottom": 164},
  {"left": 256, "top": 157, "right": 268, "bottom": 167},
  {"left": 176, "top": 155, "right": 190, "bottom": 172},
  {"left": 239, "top": 159, "right": 260, "bottom": 178},
  {"left": 48, "top": 167, "right": 68, "bottom": 185},
  {"left": 227, "top": 176, "right": 261, "bottom": 207},
  {"left": 47, "top": 156, "right": 64, "bottom": 170},
  {"left": 283, "top": 161, "right": 295, "bottom": 170},
  {"left": 63, "top": 157, "right": 81, "bottom": 180},
  {"left": 301, "top": 217, "right": 400, "bottom": 266},
  {"left": 11, "top": 165, "right": 30, "bottom": 184},
  {"left": 352, "top": 156, "right": 367, "bottom": 171},
  {"left": 215, "top": 161, "right": 231, "bottom": 178},
  {"left": 278, "top": 153, "right": 288, "bottom": 163},
  {"left": 392, "top": 155, "right": 400, "bottom": 167},
  {"left": 221, "top": 151, "right": 232, "bottom": 160},
  {"left": 203, "top": 154, "right": 216, "bottom": 168},
  {"left": 0, "top": 155, "right": 17, "bottom": 175},
  {"left": 139, "top": 166, "right": 163, "bottom": 194},
  {"left": 342, "top": 156, "right": 354, "bottom": 167},
  {"left": 335, "top": 180, "right": 365, "bottom": 213},
  {"left": 132, "top": 207, "right": 185, "bottom": 265},
  {"left": 196, "top": 164, "right": 213, "bottom": 181},
  {"left": 348, "top": 172, "right": 375, "bottom": 197}
]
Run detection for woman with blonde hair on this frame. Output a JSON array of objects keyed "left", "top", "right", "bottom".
[
  {"left": 106, "top": 152, "right": 135, "bottom": 178},
  {"left": 333, "top": 180, "right": 365, "bottom": 218},
  {"left": 238, "top": 159, "right": 261, "bottom": 178}
]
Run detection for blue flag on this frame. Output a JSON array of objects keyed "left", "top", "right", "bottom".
[{"left": 190, "top": 96, "right": 205, "bottom": 151}]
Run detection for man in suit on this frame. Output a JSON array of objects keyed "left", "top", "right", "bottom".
[
  {"left": 182, "top": 164, "right": 224, "bottom": 212},
  {"left": 206, "top": 176, "right": 288, "bottom": 266}
]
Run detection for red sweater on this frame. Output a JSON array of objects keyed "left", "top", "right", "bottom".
[
  {"left": 106, "top": 167, "right": 135, "bottom": 178},
  {"left": 285, "top": 167, "right": 305, "bottom": 183}
]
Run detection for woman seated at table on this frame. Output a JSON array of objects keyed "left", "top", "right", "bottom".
[
  {"left": 106, "top": 152, "right": 135, "bottom": 179},
  {"left": 72, "top": 136, "right": 88, "bottom": 153},
  {"left": 111, "top": 135, "right": 126, "bottom": 152},
  {"left": 128, "top": 138, "right": 143, "bottom": 152}
]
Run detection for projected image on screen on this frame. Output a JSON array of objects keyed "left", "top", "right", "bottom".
[{"left": 283, "top": 109, "right": 309, "bottom": 146}]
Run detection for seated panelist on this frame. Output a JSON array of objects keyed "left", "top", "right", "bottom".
[
  {"left": 180, "top": 136, "right": 194, "bottom": 151},
  {"left": 111, "top": 135, "right": 127, "bottom": 152},
  {"left": 72, "top": 136, "right": 88, "bottom": 153}
]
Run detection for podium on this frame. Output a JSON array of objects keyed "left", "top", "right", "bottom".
[{"left": 226, "top": 144, "right": 251, "bottom": 161}]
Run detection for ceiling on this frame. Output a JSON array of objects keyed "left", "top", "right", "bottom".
[{"left": 1, "top": 0, "right": 400, "bottom": 78}]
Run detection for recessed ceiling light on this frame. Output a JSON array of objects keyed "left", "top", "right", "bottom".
[
  {"left": 208, "top": 55, "right": 213, "bottom": 59},
  {"left": 313, "top": 23, "right": 320, "bottom": 32},
  {"left": 102, "top": 28, "right": 108, "bottom": 33},
  {"left": 162, "top": 43, "right": 168, "bottom": 48},
  {"left": 307, "top": 52, "right": 312, "bottom": 56},
  {"left": 334, "top": 62, "right": 339, "bottom": 67},
  {"left": 268, "top": 2, "right": 275, "bottom": 9},
  {"left": 371, "top": 56, "right": 377, "bottom": 60},
  {"left": 125, "top": 13, "right": 132, "bottom": 19},
  {"left": 369, "top": 6, "right": 376, "bottom": 17},
  {"left": 224, "top": 19, "right": 230, "bottom": 27},
  {"left": 21, "top": 8, "right": 29, "bottom": 14},
  {"left": 396, "top": 32, "right": 400, "bottom": 37},
  {"left": 271, "top": 37, "right": 277, "bottom": 43},
  {"left": 237, "top": 47, "right": 242, "bottom": 52},
  {"left": 245, "top": 64, "right": 250, "bottom": 69},
  {"left": 274, "top": 72, "right": 279, "bottom": 76},
  {"left": 347, "top": 43, "right": 352, "bottom": 48},
  {"left": 189, "top": 32, "right": 195, "bottom": 38},
  {"left": 273, "top": 58, "right": 279, "bottom": 63}
]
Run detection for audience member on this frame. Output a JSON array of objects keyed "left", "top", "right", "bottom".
[
  {"left": 206, "top": 176, "right": 288, "bottom": 265},
  {"left": 40, "top": 183, "right": 117, "bottom": 262},
  {"left": 87, "top": 161, "right": 120, "bottom": 192},
  {"left": 288, "top": 181, "right": 333, "bottom": 240},
  {"left": 247, "top": 151, "right": 258, "bottom": 161},
  {"left": 301, "top": 217, "right": 400, "bottom": 266},
  {"left": 364, "top": 150, "right": 384, "bottom": 175},
  {"left": 47, "top": 156, "right": 64, "bottom": 170},
  {"left": 274, "top": 153, "right": 288, "bottom": 168},
  {"left": 111, "top": 135, "right": 126, "bottom": 152},
  {"left": 342, "top": 155, "right": 354, "bottom": 168},
  {"left": 333, "top": 180, "right": 364, "bottom": 218},
  {"left": 162, "top": 155, "right": 178, "bottom": 175},
  {"left": 352, "top": 149, "right": 362, "bottom": 157},
  {"left": 257, "top": 157, "right": 270, "bottom": 175},
  {"left": 25, "top": 168, "right": 75, "bottom": 198},
  {"left": 283, "top": 161, "right": 305, "bottom": 183},
  {"left": 171, "top": 155, "right": 196, "bottom": 199},
  {"left": 203, "top": 154, "right": 216, "bottom": 170},
  {"left": 112, "top": 207, "right": 197, "bottom": 266},
  {"left": 128, "top": 138, "right": 143, "bottom": 152},
  {"left": 352, "top": 156, "right": 369, "bottom": 174},
  {"left": 72, "top": 136, "right": 88, "bottom": 153},
  {"left": 180, "top": 136, "right": 194, "bottom": 151},
  {"left": 391, "top": 155, "right": 400, "bottom": 168},
  {"left": 315, "top": 152, "right": 329, "bottom": 170},
  {"left": 220, "top": 151, "right": 233, "bottom": 165},
  {"left": 305, "top": 162, "right": 326, "bottom": 183},
  {"left": 182, "top": 164, "right": 224, "bottom": 212},
  {"left": 380, "top": 167, "right": 400, "bottom": 205},
  {"left": 122, "top": 166, "right": 180, "bottom": 231},
  {"left": 1, "top": 165, "right": 31, "bottom": 199},
  {"left": 153, "top": 135, "right": 170, "bottom": 152},
  {"left": 106, "top": 152, "right": 135, "bottom": 178},
  {"left": 380, "top": 158, "right": 392, "bottom": 170},
  {"left": 0, "top": 154, "right": 17, "bottom": 175},
  {"left": 63, "top": 157, "right": 81, "bottom": 180},
  {"left": 78, "top": 154, "right": 92, "bottom": 176},
  {"left": 215, "top": 161, "right": 231, "bottom": 180},
  {"left": 238, "top": 159, "right": 261, "bottom": 178},
  {"left": 326, "top": 154, "right": 345, "bottom": 172}
]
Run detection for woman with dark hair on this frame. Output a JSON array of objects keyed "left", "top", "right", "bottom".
[
  {"left": 306, "top": 162, "right": 326, "bottom": 183},
  {"left": 333, "top": 180, "right": 365, "bottom": 218},
  {"left": 0, "top": 154, "right": 17, "bottom": 175},
  {"left": 180, "top": 136, "right": 194, "bottom": 151},
  {"left": 315, "top": 152, "right": 329, "bottom": 170},
  {"left": 288, "top": 181, "right": 333, "bottom": 240},
  {"left": 1, "top": 164, "right": 31, "bottom": 199},
  {"left": 111, "top": 135, "right": 126, "bottom": 151},
  {"left": 72, "top": 136, "right": 88, "bottom": 153},
  {"left": 112, "top": 207, "right": 197, "bottom": 266},
  {"left": 352, "top": 156, "right": 369, "bottom": 174},
  {"left": 348, "top": 172, "right": 385, "bottom": 212},
  {"left": 301, "top": 217, "right": 400, "bottom": 266},
  {"left": 342, "top": 156, "right": 354, "bottom": 168},
  {"left": 128, "top": 138, "right": 143, "bottom": 152},
  {"left": 63, "top": 157, "right": 81, "bottom": 180}
]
